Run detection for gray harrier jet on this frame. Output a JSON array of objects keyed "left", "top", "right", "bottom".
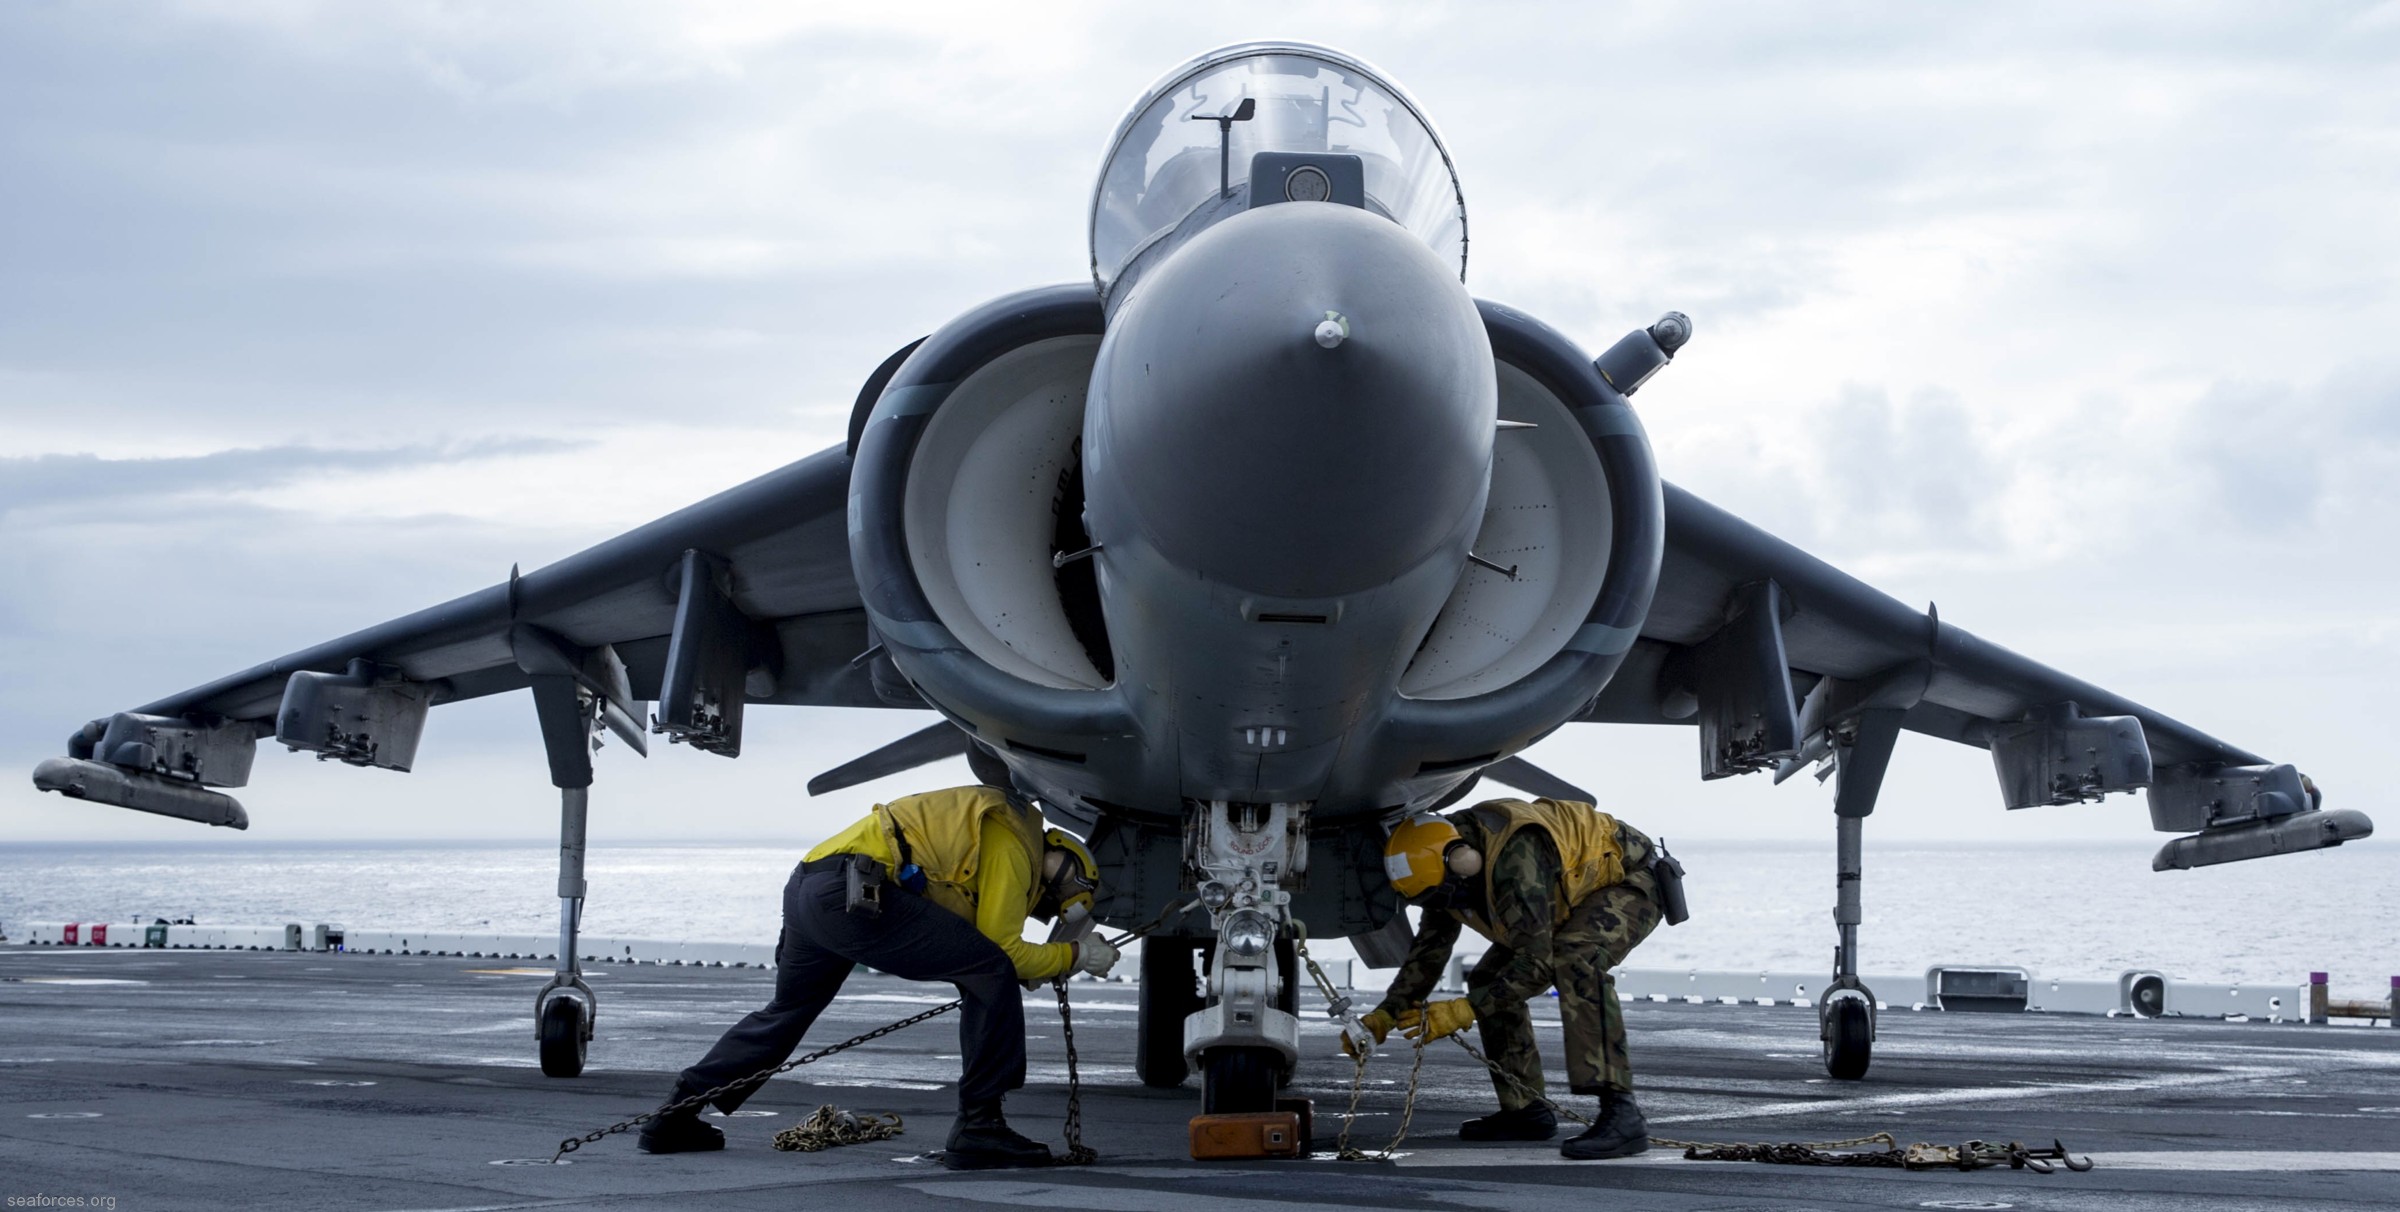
[{"left": 30, "top": 43, "right": 2372, "bottom": 1102}]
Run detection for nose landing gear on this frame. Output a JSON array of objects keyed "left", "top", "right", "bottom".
[{"left": 1179, "top": 800, "right": 1307, "bottom": 1114}]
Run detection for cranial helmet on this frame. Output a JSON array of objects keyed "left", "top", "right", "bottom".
[
  {"left": 1382, "top": 813, "right": 1464, "bottom": 899},
  {"left": 1037, "top": 827, "right": 1100, "bottom": 923}
]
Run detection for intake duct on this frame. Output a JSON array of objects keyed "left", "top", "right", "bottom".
[
  {"left": 846, "top": 285, "right": 1133, "bottom": 758},
  {"left": 1377, "top": 303, "right": 1665, "bottom": 771}
]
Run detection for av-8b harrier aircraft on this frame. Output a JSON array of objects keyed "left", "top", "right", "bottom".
[{"left": 32, "top": 43, "right": 2373, "bottom": 1107}]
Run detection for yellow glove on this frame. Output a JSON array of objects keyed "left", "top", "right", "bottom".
[
  {"left": 1397, "top": 998, "right": 1476, "bottom": 1043},
  {"left": 1361, "top": 1007, "right": 1396, "bottom": 1043},
  {"left": 1341, "top": 1008, "right": 1398, "bottom": 1058}
]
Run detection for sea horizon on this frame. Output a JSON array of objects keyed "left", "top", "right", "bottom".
[{"left": 6, "top": 836, "right": 2390, "bottom": 992}]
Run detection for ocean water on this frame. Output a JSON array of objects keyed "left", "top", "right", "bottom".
[{"left": 2, "top": 838, "right": 2391, "bottom": 991}]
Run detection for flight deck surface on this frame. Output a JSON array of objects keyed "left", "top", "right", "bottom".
[{"left": 4, "top": 946, "right": 2396, "bottom": 1211}]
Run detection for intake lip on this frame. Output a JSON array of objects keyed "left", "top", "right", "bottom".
[{"left": 1085, "top": 204, "right": 1495, "bottom": 600}]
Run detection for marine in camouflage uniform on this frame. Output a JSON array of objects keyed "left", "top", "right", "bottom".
[{"left": 1377, "top": 809, "right": 1662, "bottom": 1105}]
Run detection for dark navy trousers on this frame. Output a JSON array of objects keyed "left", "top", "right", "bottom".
[{"left": 674, "top": 866, "right": 1027, "bottom": 1112}]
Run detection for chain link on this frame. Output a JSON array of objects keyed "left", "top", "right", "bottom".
[
  {"left": 1331, "top": 1005, "right": 1428, "bottom": 1162},
  {"left": 1045, "top": 893, "right": 1194, "bottom": 1167},
  {"left": 1655, "top": 1130, "right": 1898, "bottom": 1154},
  {"left": 550, "top": 997, "right": 961, "bottom": 1162},
  {"left": 549, "top": 894, "right": 1196, "bottom": 1165},
  {"left": 1052, "top": 976, "right": 1096, "bottom": 1165},
  {"left": 1380, "top": 1030, "right": 1428, "bottom": 1156},
  {"left": 1678, "top": 1136, "right": 2092, "bottom": 1172},
  {"left": 1331, "top": 1050, "right": 1373, "bottom": 1159},
  {"left": 1292, "top": 937, "right": 1353, "bottom": 1024},
  {"left": 555, "top": 898, "right": 2093, "bottom": 1176},
  {"left": 1445, "top": 1033, "right": 1592, "bottom": 1127},
  {"left": 770, "top": 1104, "right": 906, "bottom": 1152},
  {"left": 1319, "top": 992, "right": 2088, "bottom": 1174}
]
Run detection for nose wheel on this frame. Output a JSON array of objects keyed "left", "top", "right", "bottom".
[
  {"left": 1202, "top": 1046, "right": 1282, "bottom": 1114},
  {"left": 1138, "top": 939, "right": 1204, "bottom": 1088}
]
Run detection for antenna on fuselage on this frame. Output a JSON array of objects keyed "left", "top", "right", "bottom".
[{"left": 1190, "top": 97, "right": 1257, "bottom": 200}]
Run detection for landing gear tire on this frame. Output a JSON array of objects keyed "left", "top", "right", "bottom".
[
  {"left": 1273, "top": 940, "right": 1299, "bottom": 1090},
  {"left": 1273, "top": 940, "right": 1299, "bottom": 1016},
  {"left": 1822, "top": 998, "right": 1871, "bottom": 1081},
  {"left": 538, "top": 995, "right": 587, "bottom": 1078},
  {"left": 1201, "top": 1045, "right": 1280, "bottom": 1115},
  {"left": 1137, "top": 939, "right": 1201, "bottom": 1089}
]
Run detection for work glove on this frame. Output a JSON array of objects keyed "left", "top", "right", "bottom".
[
  {"left": 1397, "top": 998, "right": 1476, "bottom": 1043},
  {"left": 1340, "top": 1008, "right": 1397, "bottom": 1059},
  {"left": 1340, "top": 1019, "right": 1373, "bottom": 1058},
  {"left": 1074, "top": 935, "right": 1121, "bottom": 978}
]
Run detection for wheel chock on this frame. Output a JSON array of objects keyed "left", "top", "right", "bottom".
[
  {"left": 1275, "top": 1096, "right": 1314, "bottom": 1148},
  {"left": 1189, "top": 1110, "right": 1304, "bottom": 1160}
]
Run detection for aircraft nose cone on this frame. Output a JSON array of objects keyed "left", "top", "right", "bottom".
[{"left": 1087, "top": 204, "right": 1496, "bottom": 600}]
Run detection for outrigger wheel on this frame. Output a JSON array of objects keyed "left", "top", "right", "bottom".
[
  {"left": 1821, "top": 991, "right": 1873, "bottom": 1081},
  {"left": 538, "top": 990, "right": 590, "bottom": 1078}
]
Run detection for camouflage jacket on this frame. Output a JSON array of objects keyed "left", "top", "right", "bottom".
[{"left": 1375, "top": 815, "right": 1653, "bottom": 1020}]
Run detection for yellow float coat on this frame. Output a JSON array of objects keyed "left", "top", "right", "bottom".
[{"left": 806, "top": 786, "right": 1075, "bottom": 981}]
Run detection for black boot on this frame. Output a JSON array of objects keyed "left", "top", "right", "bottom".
[
  {"left": 943, "top": 1101, "right": 1053, "bottom": 1170},
  {"left": 1559, "top": 1090, "right": 1648, "bottom": 1160},
  {"left": 1459, "top": 1102, "right": 1559, "bottom": 1141},
  {"left": 636, "top": 1097, "right": 726, "bottom": 1155}
]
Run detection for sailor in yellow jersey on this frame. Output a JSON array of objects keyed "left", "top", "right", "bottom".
[{"left": 640, "top": 785, "right": 1119, "bottom": 1169}]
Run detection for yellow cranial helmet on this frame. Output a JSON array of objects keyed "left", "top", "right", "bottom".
[
  {"left": 1382, "top": 813, "right": 1463, "bottom": 899},
  {"left": 1039, "top": 827, "right": 1100, "bottom": 920}
]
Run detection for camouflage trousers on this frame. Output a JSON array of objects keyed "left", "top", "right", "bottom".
[{"left": 1467, "top": 877, "right": 1661, "bottom": 1104}]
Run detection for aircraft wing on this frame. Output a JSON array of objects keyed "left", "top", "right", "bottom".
[
  {"left": 33, "top": 443, "right": 907, "bottom": 828},
  {"left": 1581, "top": 483, "right": 2371, "bottom": 867}
]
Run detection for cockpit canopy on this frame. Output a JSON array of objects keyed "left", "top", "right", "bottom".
[{"left": 1089, "top": 43, "right": 1467, "bottom": 304}]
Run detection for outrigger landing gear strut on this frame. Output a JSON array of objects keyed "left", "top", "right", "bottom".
[
  {"left": 531, "top": 674, "right": 600, "bottom": 1078},
  {"left": 1818, "top": 708, "right": 1904, "bottom": 1081},
  {"left": 510, "top": 622, "right": 648, "bottom": 1078}
]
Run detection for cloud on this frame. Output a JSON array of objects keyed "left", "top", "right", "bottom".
[
  {"left": 2, "top": 4, "right": 2395, "bottom": 846},
  {"left": 0, "top": 439, "right": 575, "bottom": 518},
  {"left": 2163, "top": 366, "right": 2400, "bottom": 541}
]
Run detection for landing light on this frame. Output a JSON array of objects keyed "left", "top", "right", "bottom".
[{"left": 1222, "top": 909, "right": 1274, "bottom": 959}]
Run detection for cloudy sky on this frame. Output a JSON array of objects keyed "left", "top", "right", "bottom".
[{"left": 3, "top": 1, "right": 2395, "bottom": 848}]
